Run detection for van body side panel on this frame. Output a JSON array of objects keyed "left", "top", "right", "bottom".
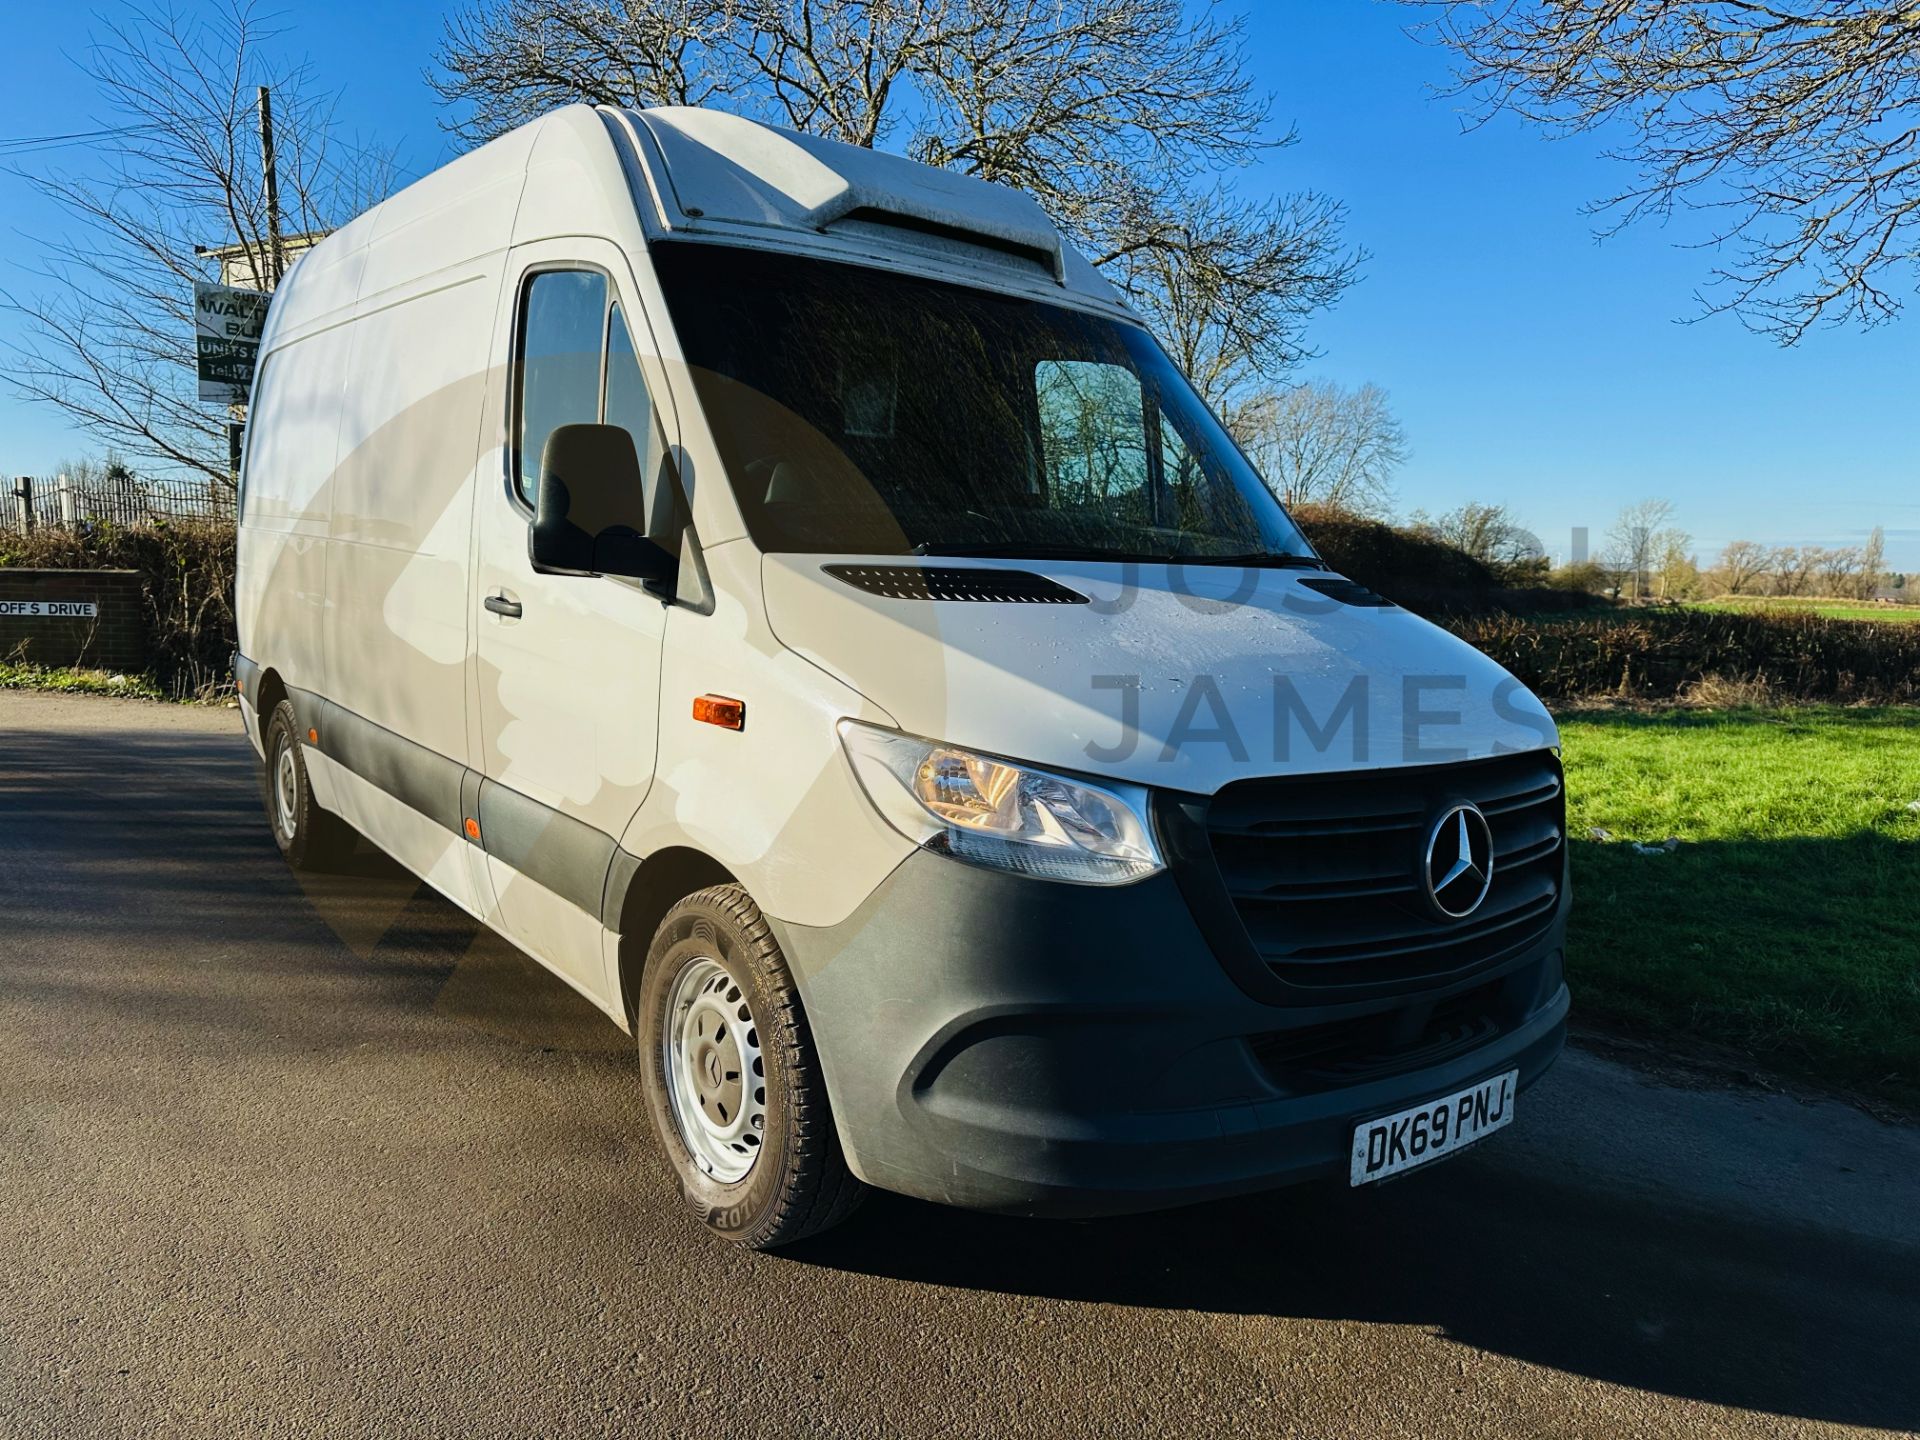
[
  {"left": 237, "top": 321, "right": 352, "bottom": 704},
  {"left": 233, "top": 179, "right": 367, "bottom": 709},
  {"left": 325, "top": 270, "right": 494, "bottom": 767},
  {"left": 318, "top": 118, "right": 531, "bottom": 774}
]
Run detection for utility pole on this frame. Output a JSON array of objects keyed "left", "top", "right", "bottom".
[
  {"left": 242, "top": 83, "right": 285, "bottom": 492},
  {"left": 257, "top": 84, "right": 284, "bottom": 289}
]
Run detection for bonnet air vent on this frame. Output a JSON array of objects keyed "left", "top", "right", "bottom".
[
  {"left": 1296, "top": 576, "right": 1398, "bottom": 609},
  {"left": 824, "top": 565, "right": 1090, "bottom": 605}
]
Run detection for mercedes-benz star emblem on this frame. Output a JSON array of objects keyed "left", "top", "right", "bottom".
[{"left": 1423, "top": 803, "right": 1495, "bottom": 921}]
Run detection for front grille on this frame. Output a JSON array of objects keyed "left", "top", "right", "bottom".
[{"left": 1204, "top": 752, "right": 1564, "bottom": 993}]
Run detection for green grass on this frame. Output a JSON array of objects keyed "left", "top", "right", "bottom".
[
  {"left": 1559, "top": 706, "right": 1920, "bottom": 1103},
  {"left": 1694, "top": 596, "right": 1920, "bottom": 623},
  {"left": 0, "top": 661, "right": 165, "bottom": 700}
]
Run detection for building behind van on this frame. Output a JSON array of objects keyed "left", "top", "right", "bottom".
[{"left": 235, "top": 105, "right": 1569, "bottom": 1248}]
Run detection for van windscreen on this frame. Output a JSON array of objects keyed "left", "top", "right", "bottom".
[{"left": 650, "top": 242, "right": 1316, "bottom": 563}]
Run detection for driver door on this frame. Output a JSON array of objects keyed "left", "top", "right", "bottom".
[{"left": 470, "top": 239, "right": 674, "bottom": 1004}]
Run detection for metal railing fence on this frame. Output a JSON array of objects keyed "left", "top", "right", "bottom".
[{"left": 5, "top": 474, "right": 234, "bottom": 533}]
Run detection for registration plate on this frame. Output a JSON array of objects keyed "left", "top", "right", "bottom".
[{"left": 1349, "top": 1069, "right": 1517, "bottom": 1186}]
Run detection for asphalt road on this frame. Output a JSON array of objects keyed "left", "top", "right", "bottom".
[{"left": 3, "top": 689, "right": 1917, "bottom": 1439}]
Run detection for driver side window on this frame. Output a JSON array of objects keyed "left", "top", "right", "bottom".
[
  {"left": 515, "top": 269, "right": 607, "bottom": 505},
  {"left": 514, "top": 270, "right": 675, "bottom": 535}
]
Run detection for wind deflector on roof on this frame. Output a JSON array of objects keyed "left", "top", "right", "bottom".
[
  {"left": 805, "top": 195, "right": 1067, "bottom": 283},
  {"left": 627, "top": 108, "right": 1071, "bottom": 284}
]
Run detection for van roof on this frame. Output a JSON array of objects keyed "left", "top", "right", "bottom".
[{"left": 265, "top": 104, "right": 1124, "bottom": 346}]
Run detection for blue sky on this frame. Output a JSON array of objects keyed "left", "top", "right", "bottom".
[{"left": 3, "top": 2, "right": 1916, "bottom": 567}]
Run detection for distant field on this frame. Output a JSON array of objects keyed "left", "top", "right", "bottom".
[
  {"left": 1559, "top": 706, "right": 1920, "bottom": 1105},
  {"left": 1694, "top": 596, "right": 1920, "bottom": 623}
]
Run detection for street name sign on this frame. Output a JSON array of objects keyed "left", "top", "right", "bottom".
[{"left": 0, "top": 600, "right": 98, "bottom": 617}]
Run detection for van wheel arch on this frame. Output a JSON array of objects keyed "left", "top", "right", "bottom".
[
  {"left": 253, "top": 668, "right": 289, "bottom": 749},
  {"left": 614, "top": 846, "right": 740, "bottom": 1028}
]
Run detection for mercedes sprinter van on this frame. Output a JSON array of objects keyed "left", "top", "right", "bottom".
[{"left": 234, "top": 105, "right": 1569, "bottom": 1248}]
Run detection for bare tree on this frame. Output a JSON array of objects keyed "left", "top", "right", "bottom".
[
  {"left": 1714, "top": 538, "right": 1770, "bottom": 595},
  {"left": 1604, "top": 498, "right": 1679, "bottom": 602},
  {"left": 1859, "top": 526, "right": 1889, "bottom": 598},
  {"left": 1654, "top": 529, "right": 1698, "bottom": 601},
  {"left": 1227, "top": 380, "right": 1407, "bottom": 516},
  {"left": 433, "top": 0, "right": 1360, "bottom": 405},
  {"left": 4, "top": 1, "right": 395, "bottom": 486},
  {"left": 1404, "top": 2, "right": 1920, "bottom": 342},
  {"left": 1098, "top": 185, "right": 1357, "bottom": 405},
  {"left": 1765, "top": 543, "right": 1821, "bottom": 596},
  {"left": 435, "top": 0, "right": 740, "bottom": 131},
  {"left": 1408, "top": 501, "right": 1547, "bottom": 582},
  {"left": 1815, "top": 544, "right": 1865, "bottom": 596}
]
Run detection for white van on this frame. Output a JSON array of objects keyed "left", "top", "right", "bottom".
[{"left": 235, "top": 105, "right": 1569, "bottom": 1247}]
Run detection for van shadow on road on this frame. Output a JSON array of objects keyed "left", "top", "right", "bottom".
[{"left": 795, "top": 1159, "right": 1919, "bottom": 1432}]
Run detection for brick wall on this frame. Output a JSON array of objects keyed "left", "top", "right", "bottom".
[{"left": 0, "top": 569, "right": 148, "bottom": 672}]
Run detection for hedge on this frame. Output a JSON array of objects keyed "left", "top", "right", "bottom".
[
  {"left": 1291, "top": 507, "right": 1920, "bottom": 703},
  {"left": 1450, "top": 608, "right": 1920, "bottom": 705},
  {"left": 0, "top": 520, "right": 235, "bottom": 699}
]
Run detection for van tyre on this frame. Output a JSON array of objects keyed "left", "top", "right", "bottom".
[
  {"left": 638, "top": 885, "right": 866, "bottom": 1248},
  {"left": 261, "top": 699, "right": 356, "bottom": 870}
]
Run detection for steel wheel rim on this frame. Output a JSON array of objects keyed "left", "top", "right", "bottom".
[
  {"left": 273, "top": 739, "right": 300, "bottom": 843},
  {"left": 662, "top": 956, "right": 766, "bottom": 1183}
]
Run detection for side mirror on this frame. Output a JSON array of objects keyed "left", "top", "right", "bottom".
[{"left": 530, "top": 423, "right": 678, "bottom": 587}]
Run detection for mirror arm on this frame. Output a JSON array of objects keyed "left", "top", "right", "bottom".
[{"left": 526, "top": 526, "right": 596, "bottom": 579}]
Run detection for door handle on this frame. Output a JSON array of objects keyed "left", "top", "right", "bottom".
[{"left": 484, "top": 593, "right": 522, "bottom": 619}]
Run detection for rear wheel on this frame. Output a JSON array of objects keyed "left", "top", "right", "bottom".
[
  {"left": 261, "top": 699, "right": 355, "bottom": 870},
  {"left": 638, "top": 885, "right": 866, "bottom": 1248}
]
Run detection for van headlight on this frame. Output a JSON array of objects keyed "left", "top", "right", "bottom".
[{"left": 837, "top": 720, "right": 1164, "bottom": 885}]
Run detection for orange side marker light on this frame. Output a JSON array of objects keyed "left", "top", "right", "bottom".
[
  {"left": 307, "top": 728, "right": 318, "bottom": 744},
  {"left": 464, "top": 817, "right": 481, "bottom": 842},
  {"left": 692, "top": 694, "right": 745, "bottom": 731}
]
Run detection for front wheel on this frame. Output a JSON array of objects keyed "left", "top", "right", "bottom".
[{"left": 637, "top": 885, "right": 866, "bottom": 1248}]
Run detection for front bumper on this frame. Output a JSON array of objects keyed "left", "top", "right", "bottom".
[{"left": 773, "top": 849, "right": 1569, "bottom": 1217}]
